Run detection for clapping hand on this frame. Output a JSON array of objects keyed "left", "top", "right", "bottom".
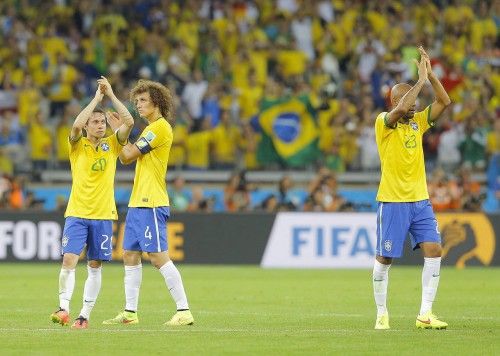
[
  {"left": 97, "top": 76, "right": 115, "bottom": 98},
  {"left": 106, "top": 111, "right": 123, "bottom": 131}
]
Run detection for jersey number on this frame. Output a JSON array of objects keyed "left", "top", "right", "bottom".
[
  {"left": 101, "top": 234, "right": 109, "bottom": 250},
  {"left": 145, "top": 226, "right": 152, "bottom": 240},
  {"left": 92, "top": 158, "right": 107, "bottom": 171},
  {"left": 404, "top": 134, "right": 416, "bottom": 148}
]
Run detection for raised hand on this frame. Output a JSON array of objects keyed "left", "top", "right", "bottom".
[
  {"left": 94, "top": 85, "right": 104, "bottom": 101},
  {"left": 97, "top": 76, "right": 114, "bottom": 97},
  {"left": 418, "top": 46, "right": 433, "bottom": 77},
  {"left": 413, "top": 54, "right": 428, "bottom": 83},
  {"left": 106, "top": 111, "right": 123, "bottom": 131}
]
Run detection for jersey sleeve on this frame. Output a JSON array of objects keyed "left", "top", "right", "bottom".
[
  {"left": 375, "top": 112, "right": 394, "bottom": 142},
  {"left": 68, "top": 136, "right": 82, "bottom": 155},
  {"left": 413, "top": 105, "right": 433, "bottom": 134},
  {"left": 109, "top": 132, "right": 122, "bottom": 156},
  {"left": 135, "top": 120, "right": 170, "bottom": 154}
]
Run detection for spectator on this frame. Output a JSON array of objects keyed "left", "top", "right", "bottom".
[
  {"left": 277, "top": 175, "right": 297, "bottom": 210},
  {"left": 457, "top": 166, "right": 483, "bottom": 211},
  {"left": 169, "top": 176, "right": 191, "bottom": 212},
  {"left": 459, "top": 119, "right": 486, "bottom": 171},
  {"left": 186, "top": 118, "right": 212, "bottom": 170},
  {"left": 437, "top": 117, "right": 462, "bottom": 173},
  {"left": 211, "top": 110, "right": 240, "bottom": 170},
  {"left": 428, "top": 168, "right": 460, "bottom": 212},
  {"left": 260, "top": 194, "right": 278, "bottom": 213},
  {"left": 29, "top": 110, "right": 53, "bottom": 172},
  {"left": 224, "top": 171, "right": 250, "bottom": 212},
  {"left": 182, "top": 69, "right": 208, "bottom": 120}
]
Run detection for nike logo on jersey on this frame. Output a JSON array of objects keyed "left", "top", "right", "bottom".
[
  {"left": 104, "top": 252, "right": 111, "bottom": 256},
  {"left": 373, "top": 278, "right": 384, "bottom": 282},
  {"left": 432, "top": 274, "right": 440, "bottom": 277},
  {"left": 145, "top": 243, "right": 152, "bottom": 247}
]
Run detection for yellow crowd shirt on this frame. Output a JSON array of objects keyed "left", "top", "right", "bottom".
[
  {"left": 129, "top": 118, "right": 172, "bottom": 207},
  {"left": 375, "top": 106, "right": 432, "bottom": 202},
  {"left": 65, "top": 133, "right": 122, "bottom": 219}
]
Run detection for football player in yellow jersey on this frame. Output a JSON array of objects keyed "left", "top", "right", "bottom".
[
  {"left": 373, "top": 47, "right": 451, "bottom": 331},
  {"left": 51, "top": 77, "right": 134, "bottom": 329},
  {"left": 103, "top": 80, "right": 194, "bottom": 326}
]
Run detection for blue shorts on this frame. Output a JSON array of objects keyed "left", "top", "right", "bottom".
[
  {"left": 376, "top": 200, "right": 441, "bottom": 258},
  {"left": 123, "top": 207, "right": 170, "bottom": 253},
  {"left": 62, "top": 217, "right": 113, "bottom": 261}
]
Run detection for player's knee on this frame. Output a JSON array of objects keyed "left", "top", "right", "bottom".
[
  {"left": 422, "top": 243, "right": 442, "bottom": 258},
  {"left": 376, "top": 255, "right": 392, "bottom": 265},
  {"left": 123, "top": 251, "right": 141, "bottom": 265},
  {"left": 88, "top": 260, "right": 102, "bottom": 268},
  {"left": 62, "top": 253, "right": 79, "bottom": 269},
  {"left": 149, "top": 252, "right": 170, "bottom": 269}
]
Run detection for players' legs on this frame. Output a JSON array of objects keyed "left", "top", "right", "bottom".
[
  {"left": 56, "top": 217, "right": 88, "bottom": 314},
  {"left": 150, "top": 251, "right": 189, "bottom": 311},
  {"left": 59, "top": 253, "right": 79, "bottom": 312},
  {"left": 78, "top": 260, "right": 103, "bottom": 320},
  {"left": 123, "top": 250, "right": 143, "bottom": 312},
  {"left": 77, "top": 220, "right": 112, "bottom": 321},
  {"left": 373, "top": 255, "right": 392, "bottom": 318},
  {"left": 102, "top": 249, "right": 141, "bottom": 325},
  {"left": 374, "top": 202, "right": 410, "bottom": 323},
  {"left": 410, "top": 200, "right": 444, "bottom": 318},
  {"left": 419, "top": 242, "right": 442, "bottom": 316}
]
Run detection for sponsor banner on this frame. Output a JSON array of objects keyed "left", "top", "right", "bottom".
[
  {"left": 400, "top": 213, "right": 497, "bottom": 268},
  {"left": 0, "top": 212, "right": 273, "bottom": 263},
  {"left": 261, "top": 213, "right": 377, "bottom": 268},
  {"left": 0, "top": 211, "right": 499, "bottom": 268}
]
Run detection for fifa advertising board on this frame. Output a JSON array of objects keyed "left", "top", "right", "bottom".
[
  {"left": 0, "top": 211, "right": 498, "bottom": 268},
  {"left": 261, "top": 213, "right": 377, "bottom": 268}
]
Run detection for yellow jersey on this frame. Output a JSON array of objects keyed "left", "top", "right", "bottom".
[
  {"left": 186, "top": 130, "right": 212, "bottom": 169},
  {"left": 211, "top": 125, "right": 240, "bottom": 164},
  {"left": 29, "top": 123, "right": 52, "bottom": 160},
  {"left": 375, "top": 106, "right": 432, "bottom": 202},
  {"left": 65, "top": 133, "right": 122, "bottom": 219},
  {"left": 129, "top": 118, "right": 172, "bottom": 207}
]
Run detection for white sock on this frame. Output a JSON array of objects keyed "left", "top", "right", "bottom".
[
  {"left": 373, "top": 260, "right": 391, "bottom": 317},
  {"left": 79, "top": 266, "right": 102, "bottom": 319},
  {"left": 420, "top": 257, "right": 441, "bottom": 315},
  {"left": 124, "top": 264, "right": 142, "bottom": 312},
  {"left": 59, "top": 268, "right": 75, "bottom": 312},
  {"left": 159, "top": 261, "right": 189, "bottom": 310}
]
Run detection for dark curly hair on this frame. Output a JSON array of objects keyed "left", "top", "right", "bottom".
[{"left": 130, "top": 79, "right": 174, "bottom": 121}]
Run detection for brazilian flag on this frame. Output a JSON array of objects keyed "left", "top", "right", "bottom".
[{"left": 256, "top": 96, "right": 319, "bottom": 167}]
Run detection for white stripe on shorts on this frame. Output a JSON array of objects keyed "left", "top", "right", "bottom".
[
  {"left": 153, "top": 207, "right": 161, "bottom": 253},
  {"left": 378, "top": 203, "right": 384, "bottom": 255}
]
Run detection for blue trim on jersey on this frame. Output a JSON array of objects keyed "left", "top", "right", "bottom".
[
  {"left": 376, "top": 200, "right": 440, "bottom": 258},
  {"left": 123, "top": 207, "right": 170, "bottom": 252}
]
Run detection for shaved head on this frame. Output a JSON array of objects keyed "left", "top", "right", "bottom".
[{"left": 390, "top": 83, "right": 412, "bottom": 107}]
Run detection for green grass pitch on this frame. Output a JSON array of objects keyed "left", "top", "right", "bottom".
[{"left": 0, "top": 263, "right": 499, "bottom": 355}]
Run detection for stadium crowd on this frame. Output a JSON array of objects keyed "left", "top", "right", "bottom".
[{"left": 0, "top": 0, "right": 499, "bottom": 212}]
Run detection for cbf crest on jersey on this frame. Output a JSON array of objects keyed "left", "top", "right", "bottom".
[
  {"left": 100, "top": 143, "right": 110, "bottom": 151},
  {"left": 410, "top": 122, "right": 418, "bottom": 131}
]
